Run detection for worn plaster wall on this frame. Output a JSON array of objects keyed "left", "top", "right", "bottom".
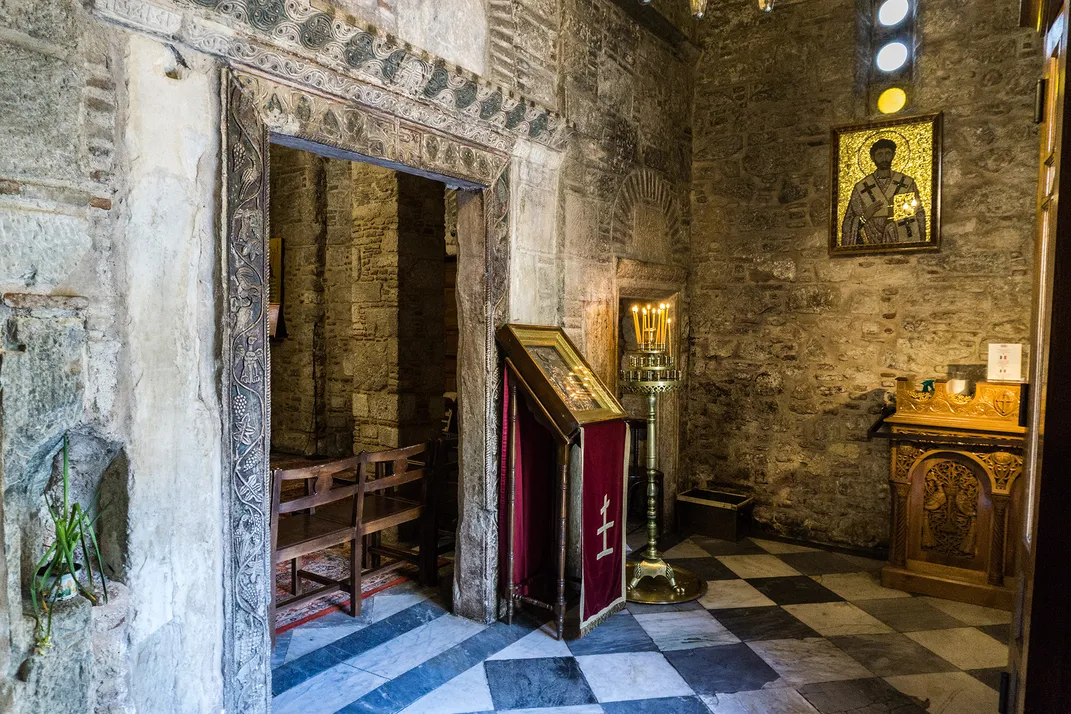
[
  {"left": 1, "top": 0, "right": 225, "bottom": 707},
  {"left": 687, "top": 0, "right": 1040, "bottom": 548}
]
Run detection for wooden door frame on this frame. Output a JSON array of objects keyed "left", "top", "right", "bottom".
[{"left": 1012, "top": 4, "right": 1071, "bottom": 710}]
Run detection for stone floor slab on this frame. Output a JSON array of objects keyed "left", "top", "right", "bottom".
[
  {"left": 698, "top": 580, "right": 777, "bottom": 610},
  {"left": 921, "top": 597, "right": 1013, "bottom": 626},
  {"left": 634, "top": 609, "right": 740, "bottom": 651},
  {"left": 905, "top": 627, "right": 1008, "bottom": 670},
  {"left": 664, "top": 643, "right": 781, "bottom": 695},
  {"left": 718, "top": 554, "right": 802, "bottom": 579},
  {"left": 747, "top": 638, "right": 875, "bottom": 686},
  {"left": 885, "top": 671, "right": 1000, "bottom": 713},
  {"left": 796, "top": 677, "right": 927, "bottom": 713},
  {"left": 701, "top": 687, "right": 820, "bottom": 713},
  {"left": 709, "top": 606, "right": 820, "bottom": 642},
  {"left": 483, "top": 657, "right": 597, "bottom": 710},
  {"left": 577, "top": 651, "right": 694, "bottom": 703},
  {"left": 747, "top": 576, "right": 844, "bottom": 606},
  {"left": 810, "top": 573, "right": 913, "bottom": 602},
  {"left": 782, "top": 602, "right": 894, "bottom": 637},
  {"left": 853, "top": 597, "right": 967, "bottom": 632},
  {"left": 828, "top": 633, "right": 958, "bottom": 677}
]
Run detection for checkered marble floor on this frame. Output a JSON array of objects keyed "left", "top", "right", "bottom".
[{"left": 271, "top": 535, "right": 1010, "bottom": 713}]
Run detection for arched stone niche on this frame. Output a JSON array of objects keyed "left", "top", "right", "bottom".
[{"left": 611, "top": 169, "right": 686, "bottom": 264}]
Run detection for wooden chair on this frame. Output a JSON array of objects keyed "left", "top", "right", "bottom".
[
  {"left": 352, "top": 442, "right": 440, "bottom": 589},
  {"left": 269, "top": 456, "right": 362, "bottom": 643}
]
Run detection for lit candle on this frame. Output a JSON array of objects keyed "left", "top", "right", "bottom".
[
  {"left": 658, "top": 304, "right": 666, "bottom": 346},
  {"left": 631, "top": 305, "right": 641, "bottom": 345},
  {"left": 667, "top": 317, "right": 672, "bottom": 355},
  {"left": 641, "top": 307, "right": 649, "bottom": 346}
]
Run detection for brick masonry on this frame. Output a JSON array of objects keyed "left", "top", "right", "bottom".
[{"left": 686, "top": 0, "right": 1041, "bottom": 549}]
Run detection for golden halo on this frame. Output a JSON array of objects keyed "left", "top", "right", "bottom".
[{"left": 857, "top": 129, "right": 913, "bottom": 175}]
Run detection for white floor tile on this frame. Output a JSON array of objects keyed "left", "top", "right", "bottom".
[
  {"left": 885, "top": 671, "right": 1000, "bottom": 713},
  {"left": 398, "top": 663, "right": 494, "bottom": 714},
  {"left": 347, "top": 613, "right": 487, "bottom": 678},
  {"left": 717, "top": 555, "right": 801, "bottom": 579},
  {"left": 575, "top": 651, "right": 693, "bottom": 703},
  {"left": 701, "top": 687, "right": 820, "bottom": 713},
  {"left": 810, "top": 573, "right": 912, "bottom": 601},
  {"left": 272, "top": 663, "right": 387, "bottom": 714},
  {"left": 921, "top": 597, "right": 1013, "bottom": 626},
  {"left": 662, "top": 540, "right": 713, "bottom": 559},
  {"left": 748, "top": 638, "right": 874, "bottom": 686},
  {"left": 750, "top": 538, "right": 818, "bottom": 554},
  {"left": 699, "top": 580, "right": 776, "bottom": 609},
  {"left": 634, "top": 610, "right": 740, "bottom": 650},
  {"left": 487, "top": 623, "right": 573, "bottom": 660},
  {"left": 905, "top": 627, "right": 1008, "bottom": 670},
  {"left": 782, "top": 602, "right": 894, "bottom": 637}
]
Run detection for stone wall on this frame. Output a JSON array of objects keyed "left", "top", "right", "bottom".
[
  {"left": 0, "top": 4, "right": 224, "bottom": 708},
  {"left": 687, "top": 0, "right": 1040, "bottom": 549},
  {"left": 270, "top": 153, "right": 447, "bottom": 455},
  {"left": 0, "top": 0, "right": 695, "bottom": 708},
  {"left": 269, "top": 145, "right": 327, "bottom": 456}
]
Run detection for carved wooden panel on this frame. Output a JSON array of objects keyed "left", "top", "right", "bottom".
[{"left": 921, "top": 460, "right": 980, "bottom": 558}]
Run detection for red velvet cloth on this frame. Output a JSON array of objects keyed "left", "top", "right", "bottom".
[
  {"left": 580, "top": 420, "right": 627, "bottom": 625},
  {"left": 498, "top": 369, "right": 555, "bottom": 602}
]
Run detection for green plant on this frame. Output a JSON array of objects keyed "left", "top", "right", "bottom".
[{"left": 31, "top": 435, "right": 108, "bottom": 652}]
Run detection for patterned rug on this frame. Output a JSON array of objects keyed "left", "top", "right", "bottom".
[{"left": 274, "top": 543, "right": 414, "bottom": 633}]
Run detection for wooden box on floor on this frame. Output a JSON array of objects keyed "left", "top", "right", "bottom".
[
  {"left": 880, "top": 378, "right": 1026, "bottom": 610},
  {"left": 677, "top": 487, "right": 754, "bottom": 542}
]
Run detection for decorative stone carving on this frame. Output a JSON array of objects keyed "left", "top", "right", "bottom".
[
  {"left": 921, "top": 460, "right": 979, "bottom": 558},
  {"left": 219, "top": 69, "right": 513, "bottom": 713},
  {"left": 233, "top": 72, "right": 508, "bottom": 184},
  {"left": 91, "top": 0, "right": 569, "bottom": 152},
  {"left": 611, "top": 169, "right": 685, "bottom": 256}
]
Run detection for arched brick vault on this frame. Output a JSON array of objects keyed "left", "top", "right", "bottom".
[{"left": 611, "top": 168, "right": 686, "bottom": 257}]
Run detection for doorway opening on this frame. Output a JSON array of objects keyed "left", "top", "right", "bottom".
[{"left": 266, "top": 142, "right": 460, "bottom": 633}]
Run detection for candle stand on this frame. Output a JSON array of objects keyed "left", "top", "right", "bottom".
[{"left": 620, "top": 305, "right": 706, "bottom": 604}]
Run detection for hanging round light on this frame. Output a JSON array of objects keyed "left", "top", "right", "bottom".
[
  {"left": 691, "top": 0, "right": 710, "bottom": 17},
  {"left": 876, "top": 41, "right": 909, "bottom": 72},
  {"left": 878, "top": 0, "right": 910, "bottom": 26},
  {"left": 877, "top": 87, "right": 908, "bottom": 114}
]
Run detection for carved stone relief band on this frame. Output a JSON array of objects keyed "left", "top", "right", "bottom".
[{"left": 90, "top": 0, "right": 569, "bottom": 152}]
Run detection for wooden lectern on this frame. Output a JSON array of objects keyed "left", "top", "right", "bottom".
[{"left": 881, "top": 378, "right": 1026, "bottom": 610}]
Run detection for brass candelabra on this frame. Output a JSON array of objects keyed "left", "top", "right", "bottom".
[{"left": 620, "top": 304, "right": 706, "bottom": 604}]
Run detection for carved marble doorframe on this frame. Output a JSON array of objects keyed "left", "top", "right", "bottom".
[{"left": 221, "top": 69, "right": 514, "bottom": 713}]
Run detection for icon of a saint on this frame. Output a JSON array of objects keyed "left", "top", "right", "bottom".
[{"left": 840, "top": 138, "right": 926, "bottom": 245}]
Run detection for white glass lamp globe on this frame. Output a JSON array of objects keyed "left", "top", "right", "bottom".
[
  {"left": 876, "top": 41, "right": 909, "bottom": 72},
  {"left": 878, "top": 0, "right": 910, "bottom": 26}
]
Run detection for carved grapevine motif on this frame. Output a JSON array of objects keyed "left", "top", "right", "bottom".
[
  {"left": 977, "top": 451, "right": 1022, "bottom": 492},
  {"left": 894, "top": 444, "right": 923, "bottom": 482},
  {"left": 922, "top": 460, "right": 979, "bottom": 558}
]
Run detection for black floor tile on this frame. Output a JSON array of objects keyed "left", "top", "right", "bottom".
[
  {"left": 663, "top": 643, "right": 779, "bottom": 695},
  {"left": 483, "top": 657, "right": 597, "bottom": 710},
  {"left": 778, "top": 551, "right": 862, "bottom": 575},
  {"left": 667, "top": 556, "right": 737, "bottom": 581},
  {"left": 853, "top": 597, "right": 966, "bottom": 632},
  {"left": 968, "top": 667, "right": 1007, "bottom": 692},
  {"left": 709, "top": 606, "right": 820, "bottom": 641},
  {"left": 747, "top": 576, "right": 844, "bottom": 605},
  {"left": 797, "top": 677, "right": 928, "bottom": 713},
  {"left": 602, "top": 696, "right": 712, "bottom": 714},
  {"left": 980, "top": 623, "right": 1010, "bottom": 645},
  {"left": 567, "top": 613, "right": 658, "bottom": 656},
  {"left": 828, "top": 633, "right": 958, "bottom": 677},
  {"left": 692, "top": 536, "right": 767, "bottom": 557},
  {"left": 626, "top": 600, "right": 705, "bottom": 616}
]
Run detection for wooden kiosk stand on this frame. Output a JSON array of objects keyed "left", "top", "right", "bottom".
[{"left": 496, "top": 325, "right": 629, "bottom": 639}]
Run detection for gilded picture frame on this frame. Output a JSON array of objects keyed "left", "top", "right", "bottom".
[
  {"left": 497, "top": 324, "right": 625, "bottom": 435},
  {"left": 829, "top": 113, "right": 942, "bottom": 255}
]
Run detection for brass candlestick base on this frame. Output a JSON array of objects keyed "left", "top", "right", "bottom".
[
  {"left": 626, "top": 556, "right": 707, "bottom": 604},
  {"left": 620, "top": 338, "right": 704, "bottom": 604}
]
